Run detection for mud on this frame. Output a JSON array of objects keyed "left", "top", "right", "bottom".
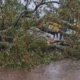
[{"left": 0, "top": 59, "right": 80, "bottom": 80}]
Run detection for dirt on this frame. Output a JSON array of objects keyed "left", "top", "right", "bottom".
[{"left": 0, "top": 59, "right": 80, "bottom": 80}]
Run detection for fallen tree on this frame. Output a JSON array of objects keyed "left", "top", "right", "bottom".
[{"left": 0, "top": 0, "right": 80, "bottom": 52}]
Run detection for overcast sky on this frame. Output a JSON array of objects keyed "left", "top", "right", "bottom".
[
  {"left": 21, "top": 0, "right": 59, "bottom": 9},
  {"left": 2, "top": 0, "right": 59, "bottom": 8},
  {"left": 20, "top": 0, "right": 59, "bottom": 18}
]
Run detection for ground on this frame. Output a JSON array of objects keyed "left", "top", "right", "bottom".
[{"left": 0, "top": 59, "right": 80, "bottom": 80}]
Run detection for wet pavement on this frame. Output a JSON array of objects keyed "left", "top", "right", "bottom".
[{"left": 0, "top": 59, "right": 80, "bottom": 80}]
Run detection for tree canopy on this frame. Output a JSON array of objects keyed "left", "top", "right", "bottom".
[{"left": 0, "top": 0, "right": 80, "bottom": 69}]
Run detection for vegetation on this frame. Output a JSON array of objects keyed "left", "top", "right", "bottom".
[{"left": 0, "top": 0, "right": 80, "bottom": 70}]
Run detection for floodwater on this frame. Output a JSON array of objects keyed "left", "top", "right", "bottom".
[{"left": 0, "top": 60, "right": 80, "bottom": 80}]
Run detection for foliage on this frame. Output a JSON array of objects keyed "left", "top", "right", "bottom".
[{"left": 0, "top": 0, "right": 80, "bottom": 70}]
